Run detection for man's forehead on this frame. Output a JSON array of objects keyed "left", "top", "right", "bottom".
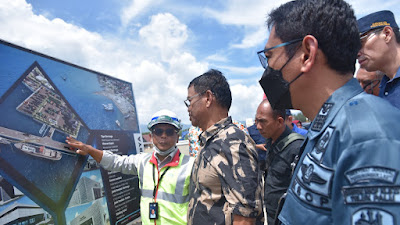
[
  {"left": 257, "top": 102, "right": 273, "bottom": 117},
  {"left": 187, "top": 85, "right": 196, "bottom": 94},
  {"left": 265, "top": 26, "right": 282, "bottom": 48}
]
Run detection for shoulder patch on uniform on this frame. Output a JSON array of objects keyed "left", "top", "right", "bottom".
[
  {"left": 343, "top": 185, "right": 400, "bottom": 204},
  {"left": 345, "top": 167, "right": 398, "bottom": 184},
  {"left": 352, "top": 208, "right": 395, "bottom": 225},
  {"left": 311, "top": 103, "right": 334, "bottom": 132},
  {"left": 291, "top": 154, "right": 334, "bottom": 209},
  {"left": 310, "top": 126, "right": 335, "bottom": 163}
]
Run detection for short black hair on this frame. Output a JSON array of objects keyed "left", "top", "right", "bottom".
[
  {"left": 272, "top": 108, "right": 286, "bottom": 120},
  {"left": 188, "top": 69, "right": 232, "bottom": 110},
  {"left": 267, "top": 0, "right": 361, "bottom": 75}
]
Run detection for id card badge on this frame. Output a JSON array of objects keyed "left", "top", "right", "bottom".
[{"left": 149, "top": 202, "right": 158, "bottom": 219}]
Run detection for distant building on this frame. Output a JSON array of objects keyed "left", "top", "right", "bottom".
[
  {"left": 0, "top": 202, "right": 52, "bottom": 225},
  {"left": 69, "top": 177, "right": 103, "bottom": 207},
  {"left": 70, "top": 199, "right": 106, "bottom": 225}
]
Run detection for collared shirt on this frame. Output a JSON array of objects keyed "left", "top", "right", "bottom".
[
  {"left": 379, "top": 66, "right": 400, "bottom": 109},
  {"left": 187, "top": 116, "right": 263, "bottom": 225},
  {"left": 153, "top": 147, "right": 179, "bottom": 169},
  {"left": 188, "top": 121, "right": 249, "bottom": 158},
  {"left": 279, "top": 78, "right": 400, "bottom": 225}
]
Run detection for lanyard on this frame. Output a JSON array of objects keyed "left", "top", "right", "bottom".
[{"left": 152, "top": 164, "right": 170, "bottom": 201}]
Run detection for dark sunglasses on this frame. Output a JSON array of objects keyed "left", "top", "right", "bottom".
[{"left": 153, "top": 128, "right": 177, "bottom": 137}]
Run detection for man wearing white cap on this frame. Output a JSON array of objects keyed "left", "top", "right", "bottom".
[{"left": 66, "top": 109, "right": 194, "bottom": 225}]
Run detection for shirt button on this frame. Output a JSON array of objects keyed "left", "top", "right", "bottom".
[{"left": 385, "top": 92, "right": 389, "bottom": 96}]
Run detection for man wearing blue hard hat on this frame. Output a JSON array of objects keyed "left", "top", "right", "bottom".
[
  {"left": 67, "top": 109, "right": 194, "bottom": 225},
  {"left": 358, "top": 10, "right": 400, "bottom": 109}
]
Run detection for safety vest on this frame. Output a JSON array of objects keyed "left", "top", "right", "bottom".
[{"left": 137, "top": 149, "right": 194, "bottom": 225}]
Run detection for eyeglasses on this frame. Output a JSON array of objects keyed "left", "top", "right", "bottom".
[
  {"left": 152, "top": 128, "right": 177, "bottom": 137},
  {"left": 360, "top": 28, "right": 383, "bottom": 45},
  {"left": 184, "top": 91, "right": 206, "bottom": 108},
  {"left": 257, "top": 38, "right": 303, "bottom": 69}
]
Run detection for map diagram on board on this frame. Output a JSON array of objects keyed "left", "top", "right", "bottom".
[
  {"left": 0, "top": 63, "right": 87, "bottom": 157},
  {"left": 0, "top": 40, "right": 142, "bottom": 225},
  {"left": 0, "top": 61, "right": 90, "bottom": 224}
]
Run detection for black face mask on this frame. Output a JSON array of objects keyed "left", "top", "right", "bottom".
[{"left": 259, "top": 58, "right": 303, "bottom": 110}]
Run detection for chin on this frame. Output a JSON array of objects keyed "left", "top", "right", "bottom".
[{"left": 190, "top": 120, "right": 198, "bottom": 127}]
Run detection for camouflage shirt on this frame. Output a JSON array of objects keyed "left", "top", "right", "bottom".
[{"left": 187, "top": 117, "right": 263, "bottom": 225}]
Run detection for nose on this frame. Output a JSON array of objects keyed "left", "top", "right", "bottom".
[{"left": 357, "top": 50, "right": 362, "bottom": 58}]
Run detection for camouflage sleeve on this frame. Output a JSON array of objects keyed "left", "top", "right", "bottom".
[{"left": 211, "top": 128, "right": 263, "bottom": 218}]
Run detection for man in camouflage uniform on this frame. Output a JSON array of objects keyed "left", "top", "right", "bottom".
[{"left": 184, "top": 69, "right": 263, "bottom": 225}]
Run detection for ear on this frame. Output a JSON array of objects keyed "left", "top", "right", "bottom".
[
  {"left": 149, "top": 133, "right": 153, "bottom": 142},
  {"left": 278, "top": 116, "right": 285, "bottom": 125},
  {"left": 300, "top": 35, "right": 319, "bottom": 73},
  {"left": 205, "top": 90, "right": 214, "bottom": 108},
  {"left": 382, "top": 26, "right": 394, "bottom": 43}
]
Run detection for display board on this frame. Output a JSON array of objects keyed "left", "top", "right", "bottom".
[{"left": 0, "top": 40, "right": 143, "bottom": 225}]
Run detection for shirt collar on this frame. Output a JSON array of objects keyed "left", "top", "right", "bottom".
[
  {"left": 380, "top": 66, "right": 400, "bottom": 86},
  {"left": 150, "top": 147, "right": 180, "bottom": 169},
  {"left": 307, "top": 78, "right": 363, "bottom": 139},
  {"left": 273, "top": 125, "right": 292, "bottom": 144},
  {"left": 199, "top": 116, "right": 232, "bottom": 147}
]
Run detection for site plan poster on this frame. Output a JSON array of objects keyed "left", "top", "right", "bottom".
[{"left": 0, "top": 40, "right": 142, "bottom": 225}]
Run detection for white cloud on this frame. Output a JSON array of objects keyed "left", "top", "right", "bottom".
[
  {"left": 348, "top": 0, "right": 400, "bottom": 19},
  {"left": 206, "top": 53, "right": 229, "bottom": 62},
  {"left": 139, "top": 13, "right": 188, "bottom": 61},
  {"left": 230, "top": 83, "right": 264, "bottom": 122},
  {"left": 121, "top": 0, "right": 158, "bottom": 27},
  {"left": 231, "top": 28, "right": 267, "bottom": 49},
  {"left": 204, "top": 0, "right": 289, "bottom": 48},
  {"left": 205, "top": 0, "right": 272, "bottom": 27}
]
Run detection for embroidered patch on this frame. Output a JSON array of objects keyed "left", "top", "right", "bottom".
[
  {"left": 343, "top": 185, "right": 400, "bottom": 204},
  {"left": 352, "top": 208, "right": 395, "bottom": 225},
  {"left": 345, "top": 167, "right": 398, "bottom": 184},
  {"left": 311, "top": 103, "right": 334, "bottom": 132},
  {"left": 311, "top": 126, "right": 335, "bottom": 163},
  {"left": 292, "top": 177, "right": 331, "bottom": 210},
  {"left": 291, "top": 154, "right": 334, "bottom": 209}
]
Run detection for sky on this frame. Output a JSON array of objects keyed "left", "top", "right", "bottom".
[{"left": 0, "top": 0, "right": 399, "bottom": 127}]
